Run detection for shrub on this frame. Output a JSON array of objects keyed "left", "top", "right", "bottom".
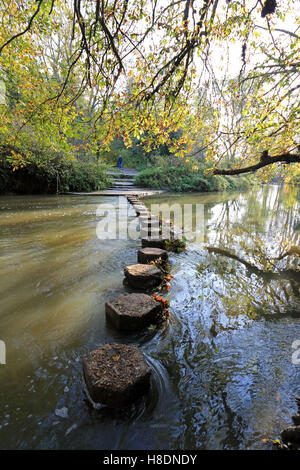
[
  {"left": 135, "top": 166, "right": 256, "bottom": 192},
  {"left": 0, "top": 156, "right": 110, "bottom": 194}
]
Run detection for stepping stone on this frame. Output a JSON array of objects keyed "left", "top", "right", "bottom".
[
  {"left": 134, "top": 207, "right": 148, "bottom": 216},
  {"left": 83, "top": 343, "right": 151, "bottom": 407},
  {"left": 137, "top": 247, "right": 168, "bottom": 264},
  {"left": 139, "top": 217, "right": 151, "bottom": 235},
  {"left": 139, "top": 217, "right": 159, "bottom": 238},
  {"left": 140, "top": 215, "right": 159, "bottom": 223},
  {"left": 148, "top": 228, "right": 161, "bottom": 239},
  {"left": 140, "top": 229, "right": 161, "bottom": 240},
  {"left": 139, "top": 216, "right": 152, "bottom": 226},
  {"left": 281, "top": 426, "right": 300, "bottom": 444},
  {"left": 105, "top": 293, "right": 162, "bottom": 330},
  {"left": 139, "top": 208, "right": 150, "bottom": 215},
  {"left": 292, "top": 415, "right": 300, "bottom": 425},
  {"left": 142, "top": 238, "right": 169, "bottom": 250},
  {"left": 124, "top": 264, "right": 163, "bottom": 289}
]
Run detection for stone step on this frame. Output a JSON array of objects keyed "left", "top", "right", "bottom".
[
  {"left": 137, "top": 247, "right": 168, "bottom": 264},
  {"left": 281, "top": 425, "right": 300, "bottom": 444},
  {"left": 112, "top": 181, "right": 135, "bottom": 186},
  {"left": 109, "top": 187, "right": 148, "bottom": 193},
  {"left": 144, "top": 228, "right": 161, "bottom": 239},
  {"left": 111, "top": 186, "right": 135, "bottom": 189},
  {"left": 292, "top": 415, "right": 300, "bottom": 426},
  {"left": 139, "top": 216, "right": 157, "bottom": 227},
  {"left": 108, "top": 170, "right": 138, "bottom": 179},
  {"left": 141, "top": 238, "right": 169, "bottom": 250},
  {"left": 83, "top": 343, "right": 151, "bottom": 407},
  {"left": 133, "top": 206, "right": 149, "bottom": 216},
  {"left": 105, "top": 293, "right": 162, "bottom": 330},
  {"left": 124, "top": 263, "right": 163, "bottom": 290},
  {"left": 109, "top": 176, "right": 133, "bottom": 180}
]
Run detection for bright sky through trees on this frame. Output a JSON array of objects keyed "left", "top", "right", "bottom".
[{"left": 0, "top": 0, "right": 299, "bottom": 178}]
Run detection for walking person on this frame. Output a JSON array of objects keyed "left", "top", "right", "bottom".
[{"left": 118, "top": 155, "right": 123, "bottom": 170}]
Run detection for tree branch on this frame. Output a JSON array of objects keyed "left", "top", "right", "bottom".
[
  {"left": 0, "top": 0, "right": 44, "bottom": 55},
  {"left": 254, "top": 24, "right": 300, "bottom": 39},
  {"left": 213, "top": 151, "right": 300, "bottom": 176}
]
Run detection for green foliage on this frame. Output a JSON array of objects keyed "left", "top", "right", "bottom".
[
  {"left": 0, "top": 0, "right": 298, "bottom": 183},
  {"left": 165, "top": 237, "right": 187, "bottom": 253},
  {"left": 0, "top": 156, "right": 110, "bottom": 194},
  {"left": 135, "top": 165, "right": 256, "bottom": 192},
  {"left": 98, "top": 135, "right": 178, "bottom": 170},
  {"left": 65, "top": 159, "right": 110, "bottom": 192}
]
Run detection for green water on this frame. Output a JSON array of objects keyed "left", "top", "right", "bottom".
[{"left": 0, "top": 185, "right": 299, "bottom": 449}]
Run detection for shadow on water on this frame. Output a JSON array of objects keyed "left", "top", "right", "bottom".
[{"left": 0, "top": 186, "right": 299, "bottom": 449}]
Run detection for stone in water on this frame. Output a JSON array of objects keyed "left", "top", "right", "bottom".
[
  {"left": 105, "top": 293, "right": 162, "bottom": 330},
  {"left": 83, "top": 343, "right": 151, "bottom": 407}
]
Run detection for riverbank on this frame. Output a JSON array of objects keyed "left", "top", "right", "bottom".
[
  {"left": 0, "top": 156, "right": 258, "bottom": 196},
  {"left": 0, "top": 158, "right": 110, "bottom": 195}
]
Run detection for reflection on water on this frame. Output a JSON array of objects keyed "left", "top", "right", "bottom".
[{"left": 0, "top": 186, "right": 299, "bottom": 449}]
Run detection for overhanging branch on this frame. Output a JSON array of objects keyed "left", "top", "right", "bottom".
[
  {"left": 0, "top": 0, "right": 44, "bottom": 55},
  {"left": 213, "top": 151, "right": 300, "bottom": 176}
]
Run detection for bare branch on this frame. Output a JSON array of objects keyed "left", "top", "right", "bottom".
[{"left": 254, "top": 24, "right": 299, "bottom": 39}]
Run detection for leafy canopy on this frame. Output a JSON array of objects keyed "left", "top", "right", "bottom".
[{"left": 0, "top": 0, "right": 299, "bottom": 177}]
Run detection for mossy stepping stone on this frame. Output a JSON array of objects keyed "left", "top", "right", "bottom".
[
  {"left": 142, "top": 238, "right": 169, "bottom": 250},
  {"left": 105, "top": 293, "right": 162, "bottom": 330},
  {"left": 83, "top": 343, "right": 151, "bottom": 407},
  {"left": 124, "top": 263, "right": 162, "bottom": 289},
  {"left": 137, "top": 247, "right": 168, "bottom": 264}
]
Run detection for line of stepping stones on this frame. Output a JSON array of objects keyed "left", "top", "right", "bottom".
[{"left": 83, "top": 195, "right": 183, "bottom": 408}]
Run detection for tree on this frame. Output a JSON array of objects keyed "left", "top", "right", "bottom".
[{"left": 0, "top": 1, "right": 299, "bottom": 176}]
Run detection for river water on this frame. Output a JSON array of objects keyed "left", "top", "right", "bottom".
[{"left": 0, "top": 185, "right": 299, "bottom": 449}]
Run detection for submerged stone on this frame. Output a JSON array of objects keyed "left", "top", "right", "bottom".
[
  {"left": 105, "top": 293, "right": 162, "bottom": 330},
  {"left": 83, "top": 343, "right": 151, "bottom": 407},
  {"left": 124, "top": 263, "right": 162, "bottom": 289},
  {"left": 137, "top": 247, "right": 168, "bottom": 264}
]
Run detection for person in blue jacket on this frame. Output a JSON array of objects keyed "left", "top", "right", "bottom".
[{"left": 118, "top": 155, "right": 123, "bottom": 169}]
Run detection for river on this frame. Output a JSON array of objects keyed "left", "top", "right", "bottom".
[{"left": 0, "top": 184, "right": 299, "bottom": 449}]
